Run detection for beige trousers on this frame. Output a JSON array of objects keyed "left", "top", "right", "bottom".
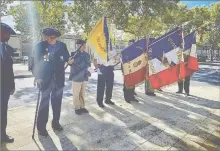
[{"left": 72, "top": 81, "right": 87, "bottom": 110}]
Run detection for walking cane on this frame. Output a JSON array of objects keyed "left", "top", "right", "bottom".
[{"left": 32, "top": 83, "right": 41, "bottom": 139}]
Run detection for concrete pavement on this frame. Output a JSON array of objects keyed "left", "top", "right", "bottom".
[{"left": 1, "top": 64, "right": 219, "bottom": 150}]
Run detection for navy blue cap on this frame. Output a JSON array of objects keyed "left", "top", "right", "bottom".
[
  {"left": 1, "top": 23, "right": 16, "bottom": 35},
  {"left": 42, "top": 28, "right": 61, "bottom": 37},
  {"left": 129, "top": 39, "right": 135, "bottom": 43}
]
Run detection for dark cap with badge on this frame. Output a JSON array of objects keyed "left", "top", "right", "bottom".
[
  {"left": 42, "top": 28, "right": 61, "bottom": 37},
  {"left": 1, "top": 23, "right": 16, "bottom": 35},
  {"left": 129, "top": 39, "right": 135, "bottom": 43},
  {"left": 76, "top": 39, "right": 86, "bottom": 45}
]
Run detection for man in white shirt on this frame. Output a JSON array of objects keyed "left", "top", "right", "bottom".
[{"left": 93, "top": 50, "right": 117, "bottom": 108}]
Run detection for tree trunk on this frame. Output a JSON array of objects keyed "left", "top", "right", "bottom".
[{"left": 211, "top": 46, "right": 214, "bottom": 62}]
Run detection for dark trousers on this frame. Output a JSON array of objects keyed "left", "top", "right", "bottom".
[
  {"left": 37, "top": 80, "right": 63, "bottom": 132},
  {"left": 123, "top": 83, "right": 135, "bottom": 102},
  {"left": 97, "top": 70, "right": 114, "bottom": 105},
  {"left": 1, "top": 89, "right": 10, "bottom": 138},
  {"left": 178, "top": 76, "right": 190, "bottom": 94}
]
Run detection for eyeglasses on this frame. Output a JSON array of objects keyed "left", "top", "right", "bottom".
[{"left": 49, "top": 36, "right": 56, "bottom": 39}]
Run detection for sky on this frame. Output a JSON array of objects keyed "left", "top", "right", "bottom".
[
  {"left": 180, "top": 0, "right": 218, "bottom": 8},
  {"left": 1, "top": 1, "right": 219, "bottom": 33}
]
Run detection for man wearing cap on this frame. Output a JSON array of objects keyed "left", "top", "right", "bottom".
[
  {"left": 69, "top": 39, "right": 91, "bottom": 114},
  {"left": 32, "top": 28, "right": 73, "bottom": 136},
  {"left": 1, "top": 23, "right": 16, "bottom": 143},
  {"left": 122, "top": 39, "right": 139, "bottom": 103}
]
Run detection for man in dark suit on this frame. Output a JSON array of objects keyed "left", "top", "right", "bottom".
[
  {"left": 32, "top": 28, "right": 72, "bottom": 136},
  {"left": 1, "top": 23, "right": 16, "bottom": 143}
]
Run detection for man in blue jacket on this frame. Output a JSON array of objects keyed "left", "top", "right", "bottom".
[
  {"left": 70, "top": 39, "right": 91, "bottom": 115},
  {"left": 1, "top": 23, "right": 16, "bottom": 143},
  {"left": 33, "top": 28, "right": 72, "bottom": 136}
]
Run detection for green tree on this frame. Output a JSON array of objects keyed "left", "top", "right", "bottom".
[
  {"left": 102, "top": 0, "right": 180, "bottom": 39},
  {"left": 68, "top": 0, "right": 105, "bottom": 36},
  {"left": 204, "top": 2, "right": 220, "bottom": 61},
  {"left": 0, "top": 0, "right": 13, "bottom": 17},
  {"left": 9, "top": 1, "right": 67, "bottom": 40}
]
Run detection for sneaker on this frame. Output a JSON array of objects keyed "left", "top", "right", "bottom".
[
  {"left": 1, "top": 135, "right": 14, "bottom": 143},
  {"left": 75, "top": 109, "right": 82, "bottom": 115},
  {"left": 176, "top": 91, "right": 182, "bottom": 94},
  {"left": 105, "top": 100, "right": 115, "bottom": 105},
  {"left": 81, "top": 108, "right": 89, "bottom": 113}
]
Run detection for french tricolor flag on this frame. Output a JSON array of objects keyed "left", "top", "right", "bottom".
[
  {"left": 121, "top": 39, "right": 148, "bottom": 87},
  {"left": 148, "top": 28, "right": 185, "bottom": 89}
]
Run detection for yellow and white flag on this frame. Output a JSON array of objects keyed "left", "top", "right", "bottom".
[{"left": 87, "top": 17, "right": 110, "bottom": 64}]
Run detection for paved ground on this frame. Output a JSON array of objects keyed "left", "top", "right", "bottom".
[{"left": 1, "top": 64, "right": 220, "bottom": 150}]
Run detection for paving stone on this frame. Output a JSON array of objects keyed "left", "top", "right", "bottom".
[
  {"left": 148, "top": 131, "right": 181, "bottom": 150},
  {"left": 107, "top": 138, "right": 138, "bottom": 150},
  {"left": 136, "top": 124, "right": 163, "bottom": 141},
  {"left": 136, "top": 140, "right": 167, "bottom": 150}
]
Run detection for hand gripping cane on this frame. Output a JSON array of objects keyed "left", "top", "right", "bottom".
[{"left": 32, "top": 83, "right": 41, "bottom": 139}]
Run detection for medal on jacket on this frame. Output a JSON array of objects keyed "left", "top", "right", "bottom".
[{"left": 44, "top": 48, "right": 49, "bottom": 61}]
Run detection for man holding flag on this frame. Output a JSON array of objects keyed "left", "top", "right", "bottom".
[
  {"left": 122, "top": 39, "right": 139, "bottom": 103},
  {"left": 177, "top": 31, "right": 198, "bottom": 96},
  {"left": 87, "top": 17, "right": 117, "bottom": 108}
]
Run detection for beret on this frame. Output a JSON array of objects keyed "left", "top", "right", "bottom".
[
  {"left": 129, "top": 39, "right": 135, "bottom": 43},
  {"left": 1, "top": 23, "right": 16, "bottom": 35},
  {"left": 42, "top": 28, "right": 61, "bottom": 37}
]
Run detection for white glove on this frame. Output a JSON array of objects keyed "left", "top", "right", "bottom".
[
  {"left": 88, "top": 67, "right": 95, "bottom": 74},
  {"left": 96, "top": 68, "right": 102, "bottom": 75}
]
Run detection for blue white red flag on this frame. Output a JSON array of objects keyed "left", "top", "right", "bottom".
[
  {"left": 148, "top": 28, "right": 185, "bottom": 89},
  {"left": 121, "top": 39, "right": 148, "bottom": 87},
  {"left": 183, "top": 31, "right": 199, "bottom": 76}
]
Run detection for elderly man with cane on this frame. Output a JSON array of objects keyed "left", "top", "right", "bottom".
[{"left": 32, "top": 28, "right": 73, "bottom": 136}]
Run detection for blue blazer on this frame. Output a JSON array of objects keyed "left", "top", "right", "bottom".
[{"left": 33, "top": 41, "right": 70, "bottom": 91}]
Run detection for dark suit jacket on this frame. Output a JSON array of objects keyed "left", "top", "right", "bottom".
[
  {"left": 1, "top": 44, "right": 15, "bottom": 93},
  {"left": 33, "top": 41, "right": 70, "bottom": 91}
]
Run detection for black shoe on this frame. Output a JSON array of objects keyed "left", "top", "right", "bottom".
[
  {"left": 186, "top": 93, "right": 190, "bottom": 96},
  {"left": 145, "top": 92, "right": 156, "bottom": 96},
  {"left": 158, "top": 89, "right": 163, "bottom": 92},
  {"left": 125, "top": 100, "right": 131, "bottom": 103},
  {"left": 1, "top": 135, "right": 14, "bottom": 143},
  {"left": 105, "top": 100, "right": 115, "bottom": 105},
  {"left": 176, "top": 91, "right": 182, "bottom": 94},
  {"left": 52, "top": 124, "right": 63, "bottom": 131},
  {"left": 81, "top": 108, "right": 89, "bottom": 113},
  {"left": 131, "top": 98, "right": 139, "bottom": 102},
  {"left": 98, "top": 104, "right": 105, "bottom": 108},
  {"left": 38, "top": 130, "right": 49, "bottom": 137},
  {"left": 75, "top": 109, "right": 82, "bottom": 115}
]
